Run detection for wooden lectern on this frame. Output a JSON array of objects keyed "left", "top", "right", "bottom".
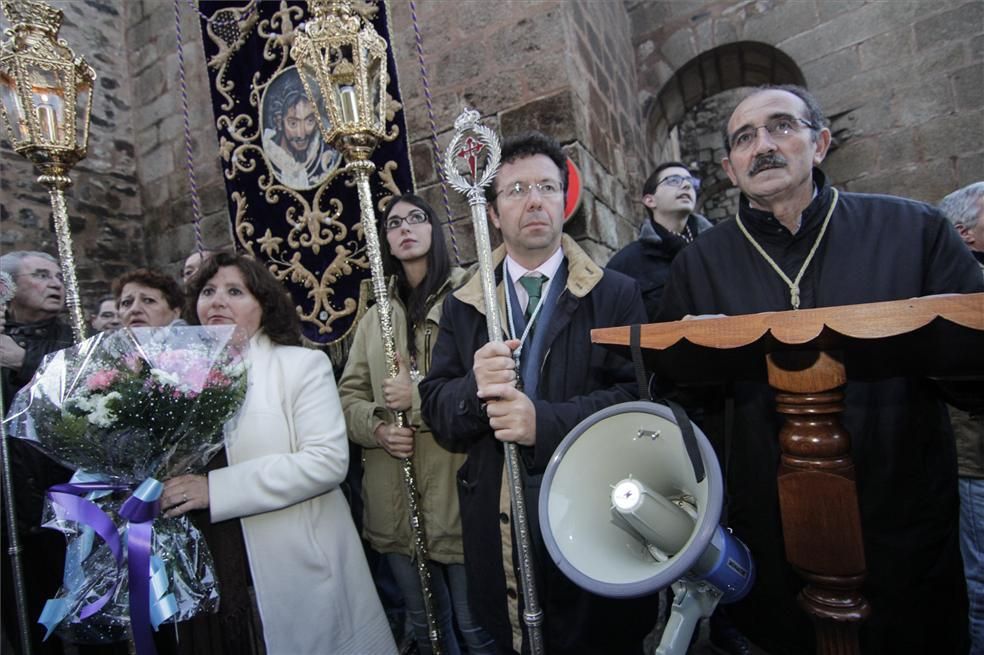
[{"left": 592, "top": 293, "right": 984, "bottom": 655}]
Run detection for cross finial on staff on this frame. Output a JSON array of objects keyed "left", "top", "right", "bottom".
[{"left": 456, "top": 136, "right": 485, "bottom": 180}]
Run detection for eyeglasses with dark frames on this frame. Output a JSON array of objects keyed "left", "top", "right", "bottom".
[
  {"left": 384, "top": 209, "right": 429, "bottom": 231},
  {"left": 655, "top": 174, "right": 701, "bottom": 193}
]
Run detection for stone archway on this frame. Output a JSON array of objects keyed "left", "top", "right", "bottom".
[{"left": 644, "top": 41, "right": 805, "bottom": 221}]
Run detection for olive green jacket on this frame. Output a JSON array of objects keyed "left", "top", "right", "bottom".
[{"left": 338, "top": 268, "right": 469, "bottom": 561}]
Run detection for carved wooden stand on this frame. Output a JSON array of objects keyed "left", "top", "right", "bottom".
[
  {"left": 769, "top": 350, "right": 868, "bottom": 653},
  {"left": 591, "top": 293, "right": 984, "bottom": 655}
]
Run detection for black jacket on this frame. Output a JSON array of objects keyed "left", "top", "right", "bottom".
[
  {"left": 420, "top": 236, "right": 657, "bottom": 654},
  {"left": 606, "top": 212, "right": 712, "bottom": 322},
  {"left": 657, "top": 169, "right": 984, "bottom": 655},
  {"left": 1, "top": 315, "right": 74, "bottom": 655}
]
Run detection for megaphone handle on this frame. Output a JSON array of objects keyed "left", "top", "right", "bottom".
[{"left": 655, "top": 580, "right": 721, "bottom": 655}]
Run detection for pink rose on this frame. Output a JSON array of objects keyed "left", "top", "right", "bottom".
[
  {"left": 86, "top": 369, "right": 119, "bottom": 392},
  {"left": 152, "top": 350, "right": 211, "bottom": 392}
]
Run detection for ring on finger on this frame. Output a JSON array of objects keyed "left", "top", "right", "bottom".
[{"left": 182, "top": 492, "right": 188, "bottom": 503}]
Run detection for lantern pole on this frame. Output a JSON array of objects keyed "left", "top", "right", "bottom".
[{"left": 291, "top": 2, "right": 444, "bottom": 652}]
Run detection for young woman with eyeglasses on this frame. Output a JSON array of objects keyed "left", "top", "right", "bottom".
[{"left": 338, "top": 194, "right": 494, "bottom": 654}]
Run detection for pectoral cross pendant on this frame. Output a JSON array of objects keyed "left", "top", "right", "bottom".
[
  {"left": 513, "top": 353, "right": 524, "bottom": 392},
  {"left": 791, "top": 284, "right": 801, "bottom": 310}
]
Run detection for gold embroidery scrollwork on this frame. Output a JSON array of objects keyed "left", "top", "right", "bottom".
[{"left": 204, "top": 0, "right": 404, "bottom": 342}]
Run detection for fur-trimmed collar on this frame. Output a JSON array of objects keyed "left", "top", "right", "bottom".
[{"left": 454, "top": 234, "right": 602, "bottom": 324}]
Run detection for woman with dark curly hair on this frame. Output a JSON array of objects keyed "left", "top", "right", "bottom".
[
  {"left": 159, "top": 253, "right": 395, "bottom": 655},
  {"left": 111, "top": 268, "right": 184, "bottom": 328}
]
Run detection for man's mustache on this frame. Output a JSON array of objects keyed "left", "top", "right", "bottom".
[{"left": 749, "top": 153, "right": 787, "bottom": 176}]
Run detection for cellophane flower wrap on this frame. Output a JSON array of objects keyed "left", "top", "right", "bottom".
[{"left": 3, "top": 325, "right": 249, "bottom": 644}]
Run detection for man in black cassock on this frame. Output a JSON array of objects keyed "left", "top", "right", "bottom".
[{"left": 657, "top": 85, "right": 983, "bottom": 654}]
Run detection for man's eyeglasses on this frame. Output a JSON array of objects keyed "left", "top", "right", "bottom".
[
  {"left": 728, "top": 117, "right": 817, "bottom": 152},
  {"left": 655, "top": 174, "right": 701, "bottom": 192},
  {"left": 384, "top": 210, "right": 429, "bottom": 231},
  {"left": 497, "top": 181, "right": 563, "bottom": 202},
  {"left": 18, "top": 270, "right": 64, "bottom": 283}
]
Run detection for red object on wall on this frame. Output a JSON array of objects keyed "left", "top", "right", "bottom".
[{"left": 565, "top": 158, "right": 583, "bottom": 222}]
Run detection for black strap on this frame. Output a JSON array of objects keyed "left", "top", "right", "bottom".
[
  {"left": 667, "top": 398, "right": 705, "bottom": 483},
  {"left": 629, "top": 324, "right": 705, "bottom": 483}
]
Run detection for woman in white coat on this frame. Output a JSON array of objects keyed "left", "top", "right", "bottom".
[{"left": 161, "top": 253, "right": 395, "bottom": 655}]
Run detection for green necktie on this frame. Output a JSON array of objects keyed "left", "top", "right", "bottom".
[{"left": 519, "top": 274, "right": 548, "bottom": 322}]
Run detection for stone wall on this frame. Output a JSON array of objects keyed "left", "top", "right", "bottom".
[
  {"left": 676, "top": 88, "right": 745, "bottom": 223},
  {"left": 563, "top": 0, "right": 646, "bottom": 262},
  {"left": 632, "top": 0, "right": 983, "bottom": 212},
  {"left": 123, "top": 0, "right": 232, "bottom": 272},
  {"left": 390, "top": 0, "right": 643, "bottom": 265}
]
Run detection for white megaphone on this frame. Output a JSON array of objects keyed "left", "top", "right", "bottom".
[{"left": 539, "top": 401, "right": 754, "bottom": 655}]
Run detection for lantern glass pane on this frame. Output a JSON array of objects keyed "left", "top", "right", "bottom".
[
  {"left": 0, "top": 71, "right": 26, "bottom": 142},
  {"left": 74, "top": 76, "right": 91, "bottom": 149},
  {"left": 28, "top": 66, "right": 66, "bottom": 145},
  {"left": 296, "top": 61, "right": 333, "bottom": 138}
]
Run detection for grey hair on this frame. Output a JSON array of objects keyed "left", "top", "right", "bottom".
[
  {"left": 0, "top": 251, "right": 58, "bottom": 279},
  {"left": 939, "top": 182, "right": 984, "bottom": 230}
]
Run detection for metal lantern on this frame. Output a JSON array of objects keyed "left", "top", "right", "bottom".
[
  {"left": 0, "top": 0, "right": 96, "bottom": 342},
  {"left": 0, "top": 0, "right": 94, "bottom": 175},
  {"left": 290, "top": 0, "right": 388, "bottom": 163}
]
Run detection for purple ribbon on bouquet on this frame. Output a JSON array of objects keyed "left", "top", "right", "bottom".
[{"left": 41, "top": 478, "right": 174, "bottom": 655}]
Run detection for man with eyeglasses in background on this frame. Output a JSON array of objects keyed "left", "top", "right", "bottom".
[
  {"left": 657, "top": 85, "right": 983, "bottom": 654},
  {"left": 421, "top": 131, "right": 658, "bottom": 654},
  {"left": 607, "top": 163, "right": 712, "bottom": 322},
  {"left": 0, "top": 250, "right": 75, "bottom": 654}
]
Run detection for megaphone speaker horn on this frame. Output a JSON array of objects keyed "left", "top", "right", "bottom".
[{"left": 539, "top": 401, "right": 754, "bottom": 603}]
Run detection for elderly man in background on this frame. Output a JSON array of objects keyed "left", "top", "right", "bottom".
[
  {"left": 0, "top": 251, "right": 74, "bottom": 410},
  {"left": 0, "top": 250, "right": 75, "bottom": 654},
  {"left": 658, "top": 85, "right": 982, "bottom": 654},
  {"left": 940, "top": 181, "right": 984, "bottom": 654}
]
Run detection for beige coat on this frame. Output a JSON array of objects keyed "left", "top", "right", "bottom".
[
  {"left": 209, "top": 333, "right": 396, "bottom": 655},
  {"left": 338, "top": 269, "right": 468, "bottom": 562}
]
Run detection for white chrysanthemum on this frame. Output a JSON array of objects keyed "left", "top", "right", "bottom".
[
  {"left": 68, "top": 395, "right": 94, "bottom": 413},
  {"left": 150, "top": 368, "right": 181, "bottom": 387},
  {"left": 86, "top": 391, "right": 122, "bottom": 428}
]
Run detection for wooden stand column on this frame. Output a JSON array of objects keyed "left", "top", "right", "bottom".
[
  {"left": 768, "top": 350, "right": 870, "bottom": 654},
  {"left": 590, "top": 293, "right": 984, "bottom": 655}
]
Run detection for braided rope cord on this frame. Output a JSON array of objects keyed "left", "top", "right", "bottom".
[
  {"left": 175, "top": 1, "right": 259, "bottom": 252},
  {"left": 409, "top": 0, "right": 461, "bottom": 265}
]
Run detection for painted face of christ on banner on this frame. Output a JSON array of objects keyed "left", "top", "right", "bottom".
[{"left": 260, "top": 67, "right": 341, "bottom": 190}]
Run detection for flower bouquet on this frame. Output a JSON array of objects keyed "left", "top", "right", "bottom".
[{"left": 3, "top": 325, "right": 249, "bottom": 648}]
